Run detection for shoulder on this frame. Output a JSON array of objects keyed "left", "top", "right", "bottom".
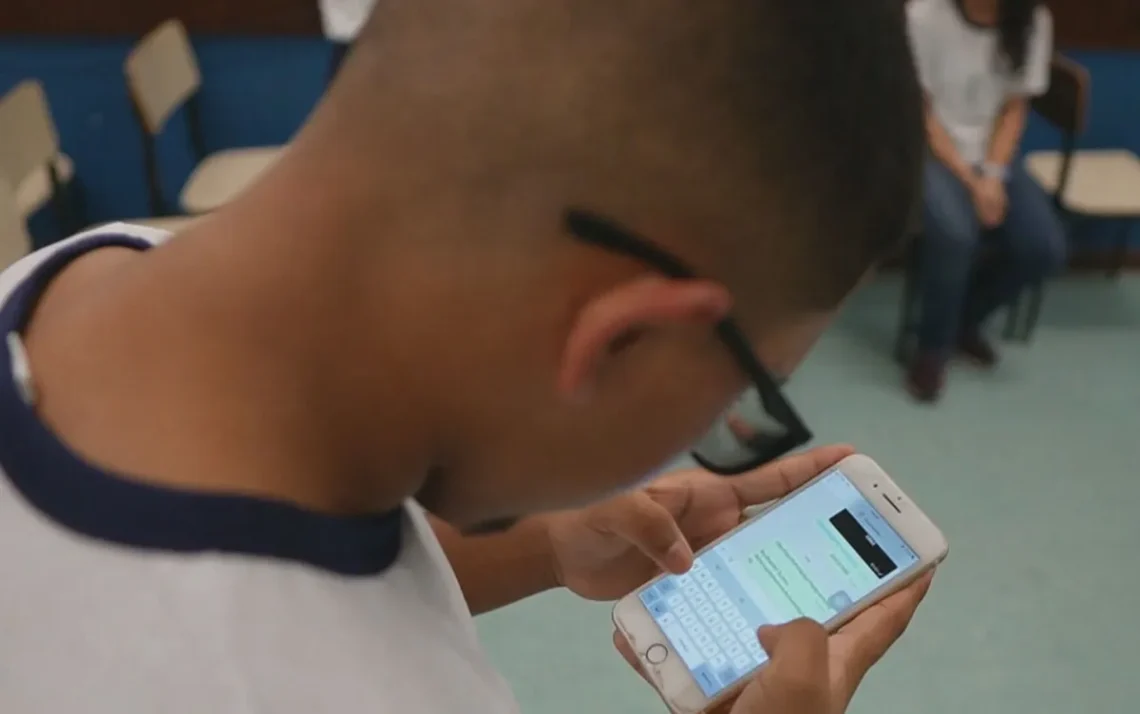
[
  {"left": 906, "top": 0, "right": 948, "bottom": 28},
  {"left": 0, "top": 223, "right": 168, "bottom": 300},
  {"left": 906, "top": 0, "right": 956, "bottom": 46},
  {"left": 84, "top": 222, "right": 173, "bottom": 244}
]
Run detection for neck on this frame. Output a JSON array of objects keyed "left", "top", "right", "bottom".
[{"left": 23, "top": 156, "right": 448, "bottom": 516}]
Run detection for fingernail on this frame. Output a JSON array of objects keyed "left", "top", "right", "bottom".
[
  {"left": 665, "top": 543, "right": 692, "bottom": 573},
  {"left": 756, "top": 626, "right": 776, "bottom": 648}
]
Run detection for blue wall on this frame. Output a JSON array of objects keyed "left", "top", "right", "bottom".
[
  {"left": 1021, "top": 51, "right": 1140, "bottom": 157},
  {"left": 0, "top": 36, "right": 330, "bottom": 237},
  {"left": 1, "top": 38, "right": 1139, "bottom": 246}
]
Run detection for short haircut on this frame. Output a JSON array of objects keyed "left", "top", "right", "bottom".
[
  {"left": 341, "top": 0, "right": 923, "bottom": 311},
  {"left": 741, "top": 0, "right": 925, "bottom": 309}
]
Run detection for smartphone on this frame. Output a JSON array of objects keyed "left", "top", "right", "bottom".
[{"left": 612, "top": 454, "right": 948, "bottom": 714}]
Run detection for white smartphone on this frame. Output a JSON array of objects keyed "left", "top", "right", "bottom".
[{"left": 612, "top": 454, "right": 948, "bottom": 714}]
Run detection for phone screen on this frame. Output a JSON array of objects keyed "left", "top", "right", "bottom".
[{"left": 639, "top": 468, "right": 920, "bottom": 698}]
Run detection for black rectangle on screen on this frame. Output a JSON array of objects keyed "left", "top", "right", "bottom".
[{"left": 829, "top": 509, "right": 898, "bottom": 578}]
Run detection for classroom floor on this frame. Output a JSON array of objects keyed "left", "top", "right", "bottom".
[{"left": 476, "top": 274, "right": 1140, "bottom": 714}]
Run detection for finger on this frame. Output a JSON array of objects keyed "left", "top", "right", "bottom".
[
  {"left": 708, "top": 699, "right": 738, "bottom": 714},
  {"left": 613, "top": 630, "right": 651, "bottom": 684},
  {"left": 979, "top": 203, "right": 996, "bottom": 227},
  {"left": 829, "top": 572, "right": 935, "bottom": 699},
  {"left": 603, "top": 492, "right": 693, "bottom": 573},
  {"left": 729, "top": 444, "right": 856, "bottom": 507},
  {"left": 733, "top": 620, "right": 830, "bottom": 712}
]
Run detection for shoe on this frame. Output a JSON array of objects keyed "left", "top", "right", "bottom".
[
  {"left": 906, "top": 353, "right": 946, "bottom": 403},
  {"left": 957, "top": 332, "right": 999, "bottom": 368}
]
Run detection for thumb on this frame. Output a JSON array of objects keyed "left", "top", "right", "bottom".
[
  {"left": 731, "top": 620, "right": 830, "bottom": 714},
  {"left": 604, "top": 493, "right": 693, "bottom": 574}
]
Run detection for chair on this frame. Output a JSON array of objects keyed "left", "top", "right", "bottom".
[
  {"left": 0, "top": 80, "right": 195, "bottom": 240},
  {"left": 0, "top": 177, "right": 33, "bottom": 271},
  {"left": 1022, "top": 55, "right": 1140, "bottom": 334},
  {"left": 893, "top": 238, "right": 923, "bottom": 365},
  {"left": 0, "top": 80, "right": 84, "bottom": 233},
  {"left": 124, "top": 19, "right": 282, "bottom": 217}
]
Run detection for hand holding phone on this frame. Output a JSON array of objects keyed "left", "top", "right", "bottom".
[
  {"left": 612, "top": 455, "right": 946, "bottom": 714},
  {"left": 729, "top": 620, "right": 831, "bottom": 714},
  {"left": 618, "top": 574, "right": 934, "bottom": 714},
  {"left": 729, "top": 574, "right": 933, "bottom": 714}
]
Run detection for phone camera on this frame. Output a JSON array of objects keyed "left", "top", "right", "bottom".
[{"left": 872, "top": 483, "right": 878, "bottom": 489}]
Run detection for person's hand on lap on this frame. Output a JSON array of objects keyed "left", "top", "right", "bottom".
[{"left": 970, "top": 175, "right": 1008, "bottom": 228}]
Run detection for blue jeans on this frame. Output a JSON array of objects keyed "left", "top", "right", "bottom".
[{"left": 918, "top": 158, "right": 1067, "bottom": 355}]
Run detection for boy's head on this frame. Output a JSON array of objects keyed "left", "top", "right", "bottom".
[{"left": 301, "top": 0, "right": 922, "bottom": 527}]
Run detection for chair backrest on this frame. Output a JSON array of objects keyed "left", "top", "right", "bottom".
[
  {"left": 0, "top": 80, "right": 61, "bottom": 189},
  {"left": 1031, "top": 54, "right": 1089, "bottom": 138},
  {"left": 124, "top": 19, "right": 202, "bottom": 135},
  {"left": 1031, "top": 54, "right": 1090, "bottom": 204},
  {"left": 0, "top": 177, "right": 32, "bottom": 270}
]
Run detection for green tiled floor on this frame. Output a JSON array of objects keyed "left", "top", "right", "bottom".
[{"left": 477, "top": 275, "right": 1140, "bottom": 714}]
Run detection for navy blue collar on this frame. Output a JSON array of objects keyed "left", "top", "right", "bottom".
[{"left": 0, "top": 235, "right": 402, "bottom": 576}]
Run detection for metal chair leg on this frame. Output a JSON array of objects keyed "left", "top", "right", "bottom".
[
  {"left": 1110, "top": 220, "right": 1131, "bottom": 278},
  {"left": 47, "top": 160, "right": 82, "bottom": 239},
  {"left": 894, "top": 279, "right": 912, "bottom": 364},
  {"left": 56, "top": 175, "right": 87, "bottom": 235},
  {"left": 1002, "top": 292, "right": 1021, "bottom": 340},
  {"left": 895, "top": 244, "right": 920, "bottom": 365},
  {"left": 1022, "top": 283, "right": 1045, "bottom": 342},
  {"left": 68, "top": 177, "right": 88, "bottom": 233}
]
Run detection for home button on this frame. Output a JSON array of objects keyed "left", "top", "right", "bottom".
[{"left": 645, "top": 644, "right": 669, "bottom": 665}]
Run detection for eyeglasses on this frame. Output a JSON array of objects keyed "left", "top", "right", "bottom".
[{"left": 564, "top": 209, "right": 812, "bottom": 475}]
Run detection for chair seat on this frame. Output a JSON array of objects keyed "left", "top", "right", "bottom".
[
  {"left": 1025, "top": 149, "right": 1140, "bottom": 217},
  {"left": 180, "top": 146, "right": 281, "bottom": 214},
  {"left": 15, "top": 153, "right": 74, "bottom": 218},
  {"left": 0, "top": 231, "right": 30, "bottom": 270}
]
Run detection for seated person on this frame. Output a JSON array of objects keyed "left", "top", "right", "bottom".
[{"left": 906, "top": 0, "right": 1066, "bottom": 402}]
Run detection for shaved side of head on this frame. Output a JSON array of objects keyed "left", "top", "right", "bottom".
[{"left": 313, "top": 0, "right": 922, "bottom": 314}]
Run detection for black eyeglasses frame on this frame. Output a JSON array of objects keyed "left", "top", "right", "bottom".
[{"left": 564, "top": 209, "right": 812, "bottom": 475}]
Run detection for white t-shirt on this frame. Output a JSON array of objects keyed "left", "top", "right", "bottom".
[
  {"left": 0, "top": 225, "right": 520, "bottom": 714},
  {"left": 318, "top": 0, "right": 375, "bottom": 42},
  {"left": 907, "top": 0, "right": 1053, "bottom": 165}
]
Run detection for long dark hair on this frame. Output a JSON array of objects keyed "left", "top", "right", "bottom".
[{"left": 997, "top": 0, "right": 1040, "bottom": 73}]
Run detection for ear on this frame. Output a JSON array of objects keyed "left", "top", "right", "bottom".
[{"left": 557, "top": 277, "right": 732, "bottom": 403}]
